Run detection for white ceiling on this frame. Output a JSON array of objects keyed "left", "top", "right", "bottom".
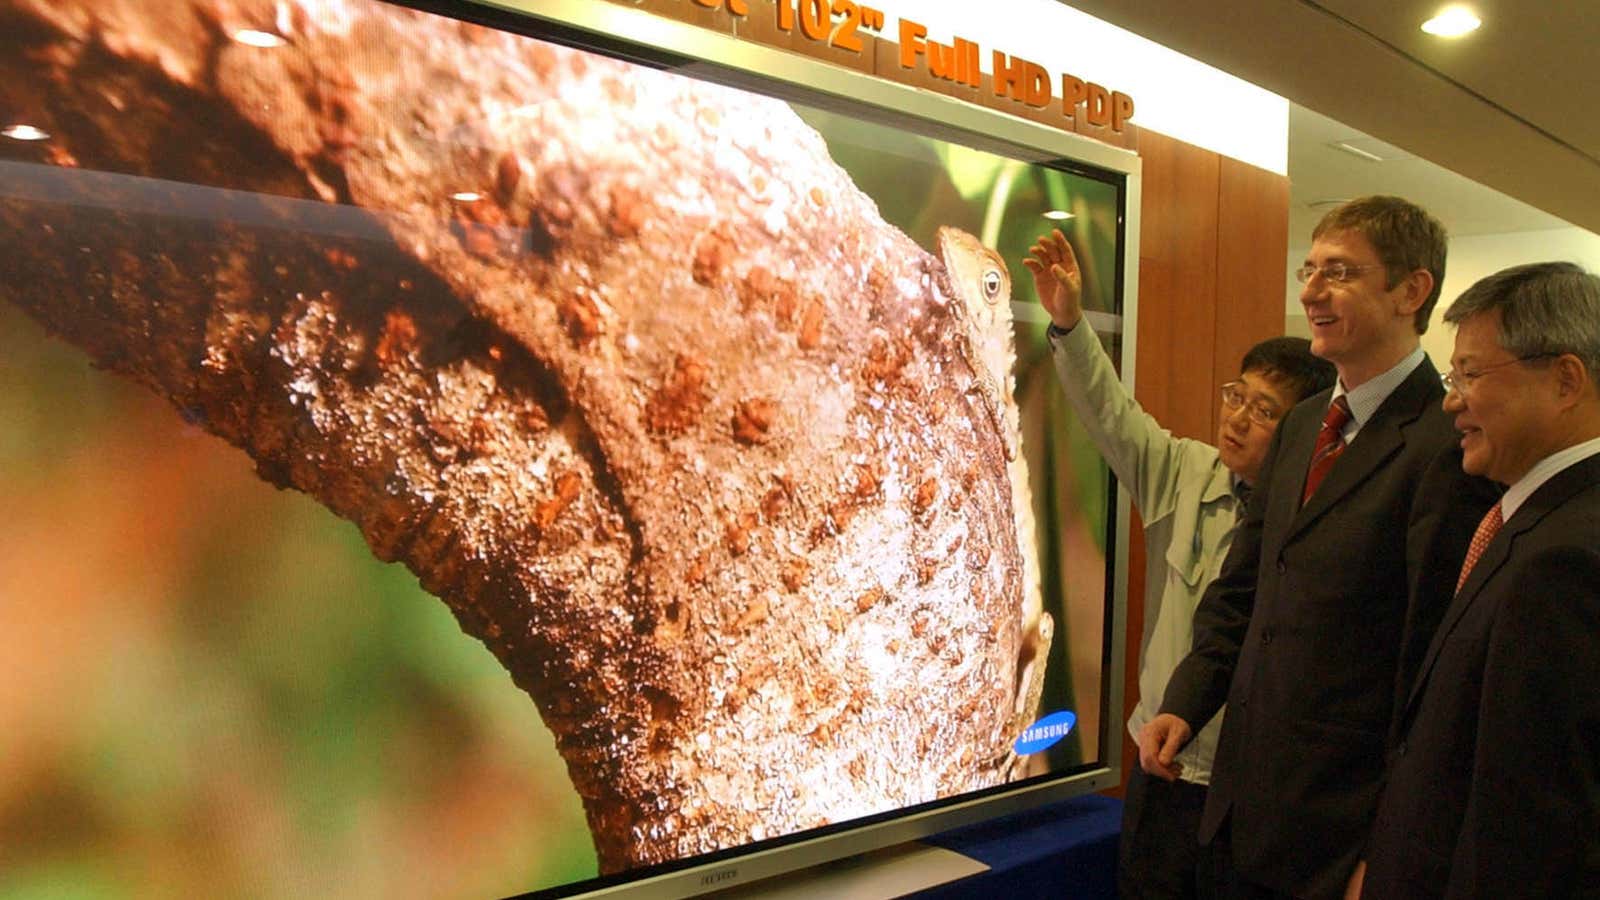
[
  {"left": 1058, "top": 0, "right": 1600, "bottom": 238},
  {"left": 1287, "top": 103, "right": 1567, "bottom": 242}
]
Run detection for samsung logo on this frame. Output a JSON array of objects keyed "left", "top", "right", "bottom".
[
  {"left": 701, "top": 868, "right": 739, "bottom": 886},
  {"left": 1013, "top": 710, "right": 1077, "bottom": 755}
]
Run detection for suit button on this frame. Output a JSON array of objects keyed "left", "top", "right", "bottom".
[
  {"left": 1396, "top": 742, "right": 1407, "bottom": 757},
  {"left": 1276, "top": 559, "right": 1287, "bottom": 575},
  {"left": 1262, "top": 628, "right": 1274, "bottom": 645}
]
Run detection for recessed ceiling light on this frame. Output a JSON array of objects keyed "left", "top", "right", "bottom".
[
  {"left": 1421, "top": 6, "right": 1481, "bottom": 37},
  {"left": 1331, "top": 141, "right": 1385, "bottom": 162},
  {"left": 1042, "top": 210, "right": 1075, "bottom": 221},
  {"left": 233, "top": 29, "right": 286, "bottom": 48},
  {"left": 2, "top": 124, "right": 49, "bottom": 141},
  {"left": 451, "top": 191, "right": 482, "bottom": 202}
]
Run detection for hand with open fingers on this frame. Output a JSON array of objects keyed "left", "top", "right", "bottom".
[
  {"left": 1021, "top": 228, "right": 1083, "bottom": 330},
  {"left": 1137, "top": 713, "right": 1193, "bottom": 782}
]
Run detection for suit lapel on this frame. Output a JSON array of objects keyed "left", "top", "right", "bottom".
[
  {"left": 1402, "top": 453, "right": 1600, "bottom": 717},
  {"left": 1286, "top": 358, "right": 1442, "bottom": 542},
  {"left": 1270, "top": 394, "right": 1326, "bottom": 533}
]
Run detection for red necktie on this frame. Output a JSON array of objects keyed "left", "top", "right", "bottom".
[
  {"left": 1302, "top": 396, "right": 1353, "bottom": 504},
  {"left": 1455, "top": 503, "right": 1504, "bottom": 595}
]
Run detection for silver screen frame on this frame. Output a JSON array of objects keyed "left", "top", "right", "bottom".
[{"left": 437, "top": 2, "right": 1143, "bottom": 896}]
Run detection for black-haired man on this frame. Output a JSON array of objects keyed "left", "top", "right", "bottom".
[{"left": 1027, "top": 230, "right": 1335, "bottom": 899}]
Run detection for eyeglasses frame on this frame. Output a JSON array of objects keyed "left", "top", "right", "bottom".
[
  {"left": 1220, "top": 381, "right": 1283, "bottom": 428},
  {"left": 1442, "top": 352, "right": 1561, "bottom": 395},
  {"left": 1293, "top": 262, "right": 1386, "bottom": 285}
]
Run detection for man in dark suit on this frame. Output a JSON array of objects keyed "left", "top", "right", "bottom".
[
  {"left": 1359, "top": 262, "right": 1600, "bottom": 899},
  {"left": 1136, "top": 195, "right": 1498, "bottom": 900}
]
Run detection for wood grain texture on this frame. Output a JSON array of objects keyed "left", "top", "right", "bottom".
[
  {"left": 1214, "top": 155, "right": 1293, "bottom": 423},
  {"left": 1136, "top": 130, "right": 1222, "bottom": 446}
]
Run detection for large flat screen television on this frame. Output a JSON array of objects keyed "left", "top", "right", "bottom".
[{"left": 0, "top": 0, "right": 1138, "bottom": 896}]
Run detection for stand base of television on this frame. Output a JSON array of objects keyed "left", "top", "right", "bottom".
[
  {"left": 712, "top": 793, "right": 1123, "bottom": 899},
  {"left": 713, "top": 842, "right": 986, "bottom": 899}
]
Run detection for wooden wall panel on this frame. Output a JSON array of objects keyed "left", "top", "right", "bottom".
[
  {"left": 1213, "top": 155, "right": 1294, "bottom": 418},
  {"left": 1135, "top": 130, "right": 1222, "bottom": 445},
  {"left": 1106, "top": 131, "right": 1289, "bottom": 796}
]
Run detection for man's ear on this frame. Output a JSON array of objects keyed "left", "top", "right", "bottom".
[
  {"left": 1395, "top": 269, "right": 1433, "bottom": 318},
  {"left": 1553, "top": 353, "right": 1591, "bottom": 404}
]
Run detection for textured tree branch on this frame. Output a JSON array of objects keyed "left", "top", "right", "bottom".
[{"left": 0, "top": 0, "right": 1034, "bottom": 870}]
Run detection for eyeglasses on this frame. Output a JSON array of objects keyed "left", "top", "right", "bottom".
[
  {"left": 1442, "top": 353, "right": 1559, "bottom": 394},
  {"left": 1221, "top": 382, "right": 1283, "bottom": 428},
  {"left": 1294, "top": 262, "right": 1384, "bottom": 285}
]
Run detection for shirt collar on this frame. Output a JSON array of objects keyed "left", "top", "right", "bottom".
[
  {"left": 1198, "top": 459, "right": 1237, "bottom": 506},
  {"left": 1230, "top": 474, "right": 1252, "bottom": 507},
  {"left": 1331, "top": 346, "right": 1427, "bottom": 435},
  {"left": 1501, "top": 434, "right": 1600, "bottom": 520}
]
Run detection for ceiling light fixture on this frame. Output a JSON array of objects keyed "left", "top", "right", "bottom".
[
  {"left": 1041, "top": 210, "right": 1075, "bottom": 221},
  {"left": 233, "top": 29, "right": 287, "bottom": 48},
  {"left": 1421, "top": 6, "right": 1481, "bottom": 37},
  {"left": 1331, "top": 141, "right": 1386, "bottom": 162},
  {"left": 451, "top": 191, "right": 482, "bottom": 202},
  {"left": 2, "top": 124, "right": 49, "bottom": 141}
]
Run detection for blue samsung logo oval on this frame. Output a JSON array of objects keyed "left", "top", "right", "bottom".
[{"left": 1013, "top": 710, "right": 1077, "bottom": 755}]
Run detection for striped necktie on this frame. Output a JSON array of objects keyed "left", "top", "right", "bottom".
[{"left": 1302, "top": 396, "right": 1353, "bottom": 505}]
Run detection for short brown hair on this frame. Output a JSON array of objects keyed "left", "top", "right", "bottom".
[{"left": 1312, "top": 195, "right": 1448, "bottom": 334}]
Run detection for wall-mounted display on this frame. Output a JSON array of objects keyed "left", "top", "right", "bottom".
[{"left": 0, "top": 0, "right": 1134, "bottom": 896}]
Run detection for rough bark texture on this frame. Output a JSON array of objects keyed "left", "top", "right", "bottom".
[{"left": 0, "top": 0, "right": 1031, "bottom": 870}]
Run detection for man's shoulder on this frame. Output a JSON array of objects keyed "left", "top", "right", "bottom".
[
  {"left": 1490, "top": 533, "right": 1600, "bottom": 636},
  {"left": 1517, "top": 460, "right": 1600, "bottom": 536},
  {"left": 1489, "top": 467, "right": 1600, "bottom": 622},
  {"left": 1367, "top": 362, "right": 1460, "bottom": 451},
  {"left": 1138, "top": 437, "right": 1228, "bottom": 526},
  {"left": 1380, "top": 354, "right": 1449, "bottom": 430},
  {"left": 1183, "top": 443, "right": 1230, "bottom": 502}
]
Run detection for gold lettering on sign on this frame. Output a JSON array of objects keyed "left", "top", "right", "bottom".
[
  {"left": 991, "top": 50, "right": 1050, "bottom": 108},
  {"left": 608, "top": 1, "right": 1138, "bottom": 145}
]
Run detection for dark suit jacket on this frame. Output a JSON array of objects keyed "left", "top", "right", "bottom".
[
  {"left": 1159, "top": 356, "right": 1498, "bottom": 900},
  {"left": 1362, "top": 452, "right": 1600, "bottom": 900}
]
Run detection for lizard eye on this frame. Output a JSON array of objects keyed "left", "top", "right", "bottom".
[{"left": 982, "top": 269, "right": 1003, "bottom": 301}]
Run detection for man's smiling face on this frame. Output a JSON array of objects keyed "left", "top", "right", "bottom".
[{"left": 1299, "top": 229, "right": 1423, "bottom": 387}]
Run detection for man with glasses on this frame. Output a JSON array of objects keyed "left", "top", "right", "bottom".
[
  {"left": 1136, "top": 196, "right": 1498, "bottom": 900},
  {"left": 1358, "top": 262, "right": 1600, "bottom": 898},
  {"left": 1026, "top": 230, "right": 1334, "bottom": 900}
]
